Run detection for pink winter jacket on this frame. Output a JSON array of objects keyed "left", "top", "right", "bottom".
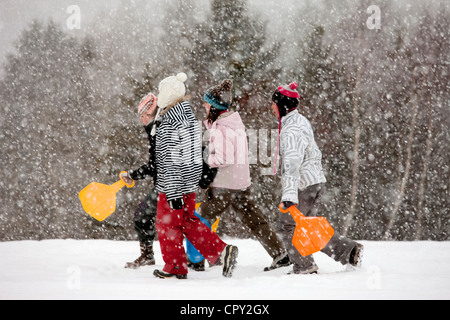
[{"left": 204, "top": 111, "right": 251, "bottom": 190}]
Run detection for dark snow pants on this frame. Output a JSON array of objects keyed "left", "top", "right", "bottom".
[
  {"left": 199, "top": 187, "right": 285, "bottom": 259},
  {"left": 133, "top": 189, "right": 158, "bottom": 244},
  {"left": 156, "top": 192, "right": 227, "bottom": 275},
  {"left": 278, "top": 183, "right": 357, "bottom": 273}
]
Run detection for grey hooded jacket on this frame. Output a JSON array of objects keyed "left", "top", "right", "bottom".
[{"left": 280, "top": 110, "right": 326, "bottom": 204}]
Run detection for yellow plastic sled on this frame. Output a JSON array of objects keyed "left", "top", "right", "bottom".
[{"left": 79, "top": 172, "right": 134, "bottom": 222}]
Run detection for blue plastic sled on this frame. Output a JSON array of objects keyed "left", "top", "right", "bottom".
[{"left": 186, "top": 212, "right": 212, "bottom": 263}]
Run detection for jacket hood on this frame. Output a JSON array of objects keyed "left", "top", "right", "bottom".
[{"left": 204, "top": 111, "right": 245, "bottom": 130}]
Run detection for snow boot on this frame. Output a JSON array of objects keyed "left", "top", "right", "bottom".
[
  {"left": 125, "top": 242, "right": 155, "bottom": 269},
  {"left": 221, "top": 245, "right": 239, "bottom": 278},
  {"left": 153, "top": 269, "right": 187, "bottom": 280},
  {"left": 187, "top": 259, "right": 205, "bottom": 272},
  {"left": 348, "top": 243, "right": 364, "bottom": 267},
  {"left": 289, "top": 264, "right": 319, "bottom": 275},
  {"left": 264, "top": 250, "right": 291, "bottom": 272}
]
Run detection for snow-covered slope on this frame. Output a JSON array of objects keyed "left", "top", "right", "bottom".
[{"left": 1, "top": 238, "right": 449, "bottom": 300}]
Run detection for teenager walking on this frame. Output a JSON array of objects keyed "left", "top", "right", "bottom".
[
  {"left": 120, "top": 93, "right": 159, "bottom": 269},
  {"left": 271, "top": 82, "right": 364, "bottom": 274},
  {"left": 152, "top": 73, "right": 238, "bottom": 279},
  {"left": 199, "top": 79, "right": 289, "bottom": 272}
]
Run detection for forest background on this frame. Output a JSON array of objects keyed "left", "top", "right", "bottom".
[{"left": 0, "top": 0, "right": 448, "bottom": 241}]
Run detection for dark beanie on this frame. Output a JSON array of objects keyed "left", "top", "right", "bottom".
[{"left": 272, "top": 82, "right": 300, "bottom": 118}]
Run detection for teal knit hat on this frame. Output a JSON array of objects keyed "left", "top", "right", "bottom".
[{"left": 203, "top": 79, "right": 233, "bottom": 110}]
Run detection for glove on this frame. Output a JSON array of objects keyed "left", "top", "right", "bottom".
[
  {"left": 120, "top": 171, "right": 135, "bottom": 187},
  {"left": 281, "top": 201, "right": 297, "bottom": 211},
  {"left": 168, "top": 198, "right": 184, "bottom": 210},
  {"left": 199, "top": 146, "right": 218, "bottom": 189}
]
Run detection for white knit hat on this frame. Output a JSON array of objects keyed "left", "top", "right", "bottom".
[{"left": 157, "top": 72, "right": 188, "bottom": 109}]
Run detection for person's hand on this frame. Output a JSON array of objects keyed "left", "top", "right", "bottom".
[
  {"left": 120, "top": 171, "right": 134, "bottom": 187},
  {"left": 168, "top": 198, "right": 184, "bottom": 210},
  {"left": 281, "top": 201, "right": 297, "bottom": 211}
]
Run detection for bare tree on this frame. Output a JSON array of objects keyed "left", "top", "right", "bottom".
[
  {"left": 416, "top": 102, "right": 434, "bottom": 240},
  {"left": 383, "top": 75, "right": 427, "bottom": 240},
  {"left": 343, "top": 35, "right": 364, "bottom": 236}
]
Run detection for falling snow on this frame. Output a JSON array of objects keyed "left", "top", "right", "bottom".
[{"left": 0, "top": 0, "right": 448, "bottom": 243}]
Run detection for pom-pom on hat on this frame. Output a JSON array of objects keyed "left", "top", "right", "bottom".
[
  {"left": 138, "top": 92, "right": 157, "bottom": 116},
  {"left": 204, "top": 79, "right": 233, "bottom": 110},
  {"left": 158, "top": 72, "right": 188, "bottom": 109},
  {"left": 272, "top": 82, "right": 300, "bottom": 118},
  {"left": 278, "top": 82, "right": 300, "bottom": 99}
]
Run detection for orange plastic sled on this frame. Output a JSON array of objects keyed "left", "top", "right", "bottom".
[
  {"left": 279, "top": 204, "right": 334, "bottom": 256},
  {"left": 79, "top": 172, "right": 135, "bottom": 222}
]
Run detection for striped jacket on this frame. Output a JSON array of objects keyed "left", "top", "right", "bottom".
[
  {"left": 280, "top": 110, "right": 326, "bottom": 204},
  {"left": 155, "top": 101, "right": 202, "bottom": 201}
]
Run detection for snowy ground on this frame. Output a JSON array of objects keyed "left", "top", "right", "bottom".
[{"left": 1, "top": 238, "right": 449, "bottom": 300}]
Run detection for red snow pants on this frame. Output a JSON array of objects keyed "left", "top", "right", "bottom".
[{"left": 156, "top": 192, "right": 227, "bottom": 275}]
